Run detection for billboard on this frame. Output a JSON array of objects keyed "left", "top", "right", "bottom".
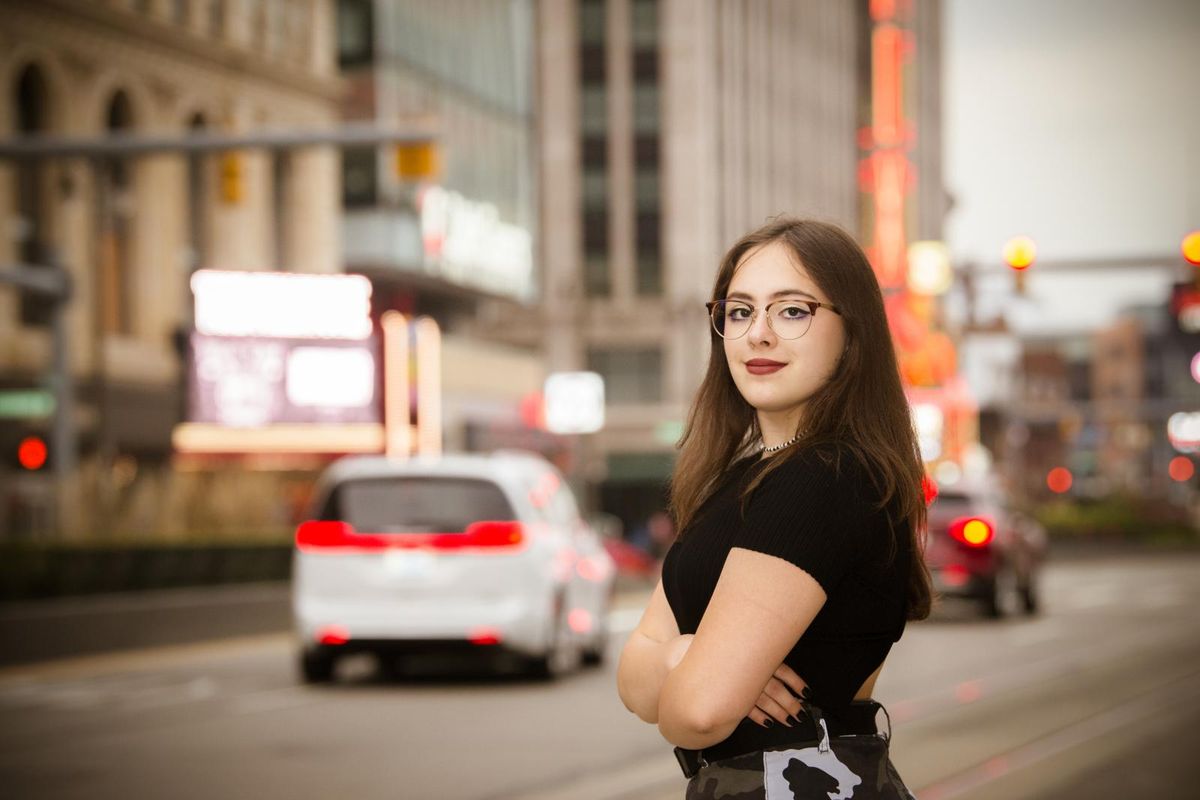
[{"left": 175, "top": 270, "right": 384, "bottom": 455}]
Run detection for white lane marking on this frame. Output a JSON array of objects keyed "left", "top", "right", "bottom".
[
  {"left": 0, "top": 633, "right": 293, "bottom": 684},
  {"left": 915, "top": 667, "right": 1200, "bottom": 800},
  {"left": 1, "top": 666, "right": 317, "bottom": 718},
  {"left": 229, "top": 686, "right": 320, "bottom": 716},
  {"left": 123, "top": 677, "right": 220, "bottom": 711},
  {"left": 0, "top": 673, "right": 222, "bottom": 714}
]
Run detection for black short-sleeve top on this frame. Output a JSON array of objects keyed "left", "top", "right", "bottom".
[{"left": 661, "top": 444, "right": 910, "bottom": 734}]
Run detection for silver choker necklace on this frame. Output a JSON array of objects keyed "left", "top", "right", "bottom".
[{"left": 759, "top": 432, "right": 802, "bottom": 453}]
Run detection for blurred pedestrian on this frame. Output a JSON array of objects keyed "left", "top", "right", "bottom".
[{"left": 616, "top": 218, "right": 930, "bottom": 798}]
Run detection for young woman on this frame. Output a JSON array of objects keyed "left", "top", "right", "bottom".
[{"left": 616, "top": 217, "right": 931, "bottom": 799}]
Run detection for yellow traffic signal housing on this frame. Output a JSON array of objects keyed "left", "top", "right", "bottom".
[
  {"left": 1184, "top": 230, "right": 1200, "bottom": 267},
  {"left": 395, "top": 141, "right": 439, "bottom": 180},
  {"left": 1003, "top": 236, "right": 1037, "bottom": 270},
  {"left": 219, "top": 152, "right": 244, "bottom": 205},
  {"left": 1003, "top": 235, "right": 1036, "bottom": 295}
]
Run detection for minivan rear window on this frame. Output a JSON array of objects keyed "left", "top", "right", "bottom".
[{"left": 322, "top": 478, "right": 516, "bottom": 533}]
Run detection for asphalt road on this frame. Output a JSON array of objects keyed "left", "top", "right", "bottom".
[{"left": 1, "top": 551, "right": 1197, "bottom": 799}]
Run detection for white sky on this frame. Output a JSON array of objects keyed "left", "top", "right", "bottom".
[{"left": 943, "top": 0, "right": 1200, "bottom": 335}]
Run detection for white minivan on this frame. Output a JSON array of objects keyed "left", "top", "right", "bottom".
[{"left": 292, "top": 450, "right": 616, "bottom": 682}]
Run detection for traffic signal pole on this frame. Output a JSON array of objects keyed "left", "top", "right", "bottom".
[
  {"left": 0, "top": 258, "right": 75, "bottom": 537},
  {"left": 0, "top": 124, "right": 436, "bottom": 161}
]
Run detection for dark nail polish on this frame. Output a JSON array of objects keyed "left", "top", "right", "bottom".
[
  {"left": 762, "top": 718, "right": 773, "bottom": 728},
  {"left": 787, "top": 715, "right": 801, "bottom": 727},
  {"left": 800, "top": 687, "right": 813, "bottom": 701}
]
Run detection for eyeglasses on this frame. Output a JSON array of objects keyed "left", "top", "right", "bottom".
[{"left": 705, "top": 298, "right": 841, "bottom": 340}]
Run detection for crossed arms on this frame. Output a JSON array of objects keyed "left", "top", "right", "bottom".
[{"left": 615, "top": 547, "right": 827, "bottom": 750}]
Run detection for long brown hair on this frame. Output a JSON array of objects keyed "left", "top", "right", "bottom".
[{"left": 668, "top": 217, "right": 932, "bottom": 620}]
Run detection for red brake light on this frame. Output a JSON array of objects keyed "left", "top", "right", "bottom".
[
  {"left": 296, "top": 520, "right": 361, "bottom": 551},
  {"left": 461, "top": 520, "right": 525, "bottom": 548},
  {"left": 295, "top": 520, "right": 525, "bottom": 552},
  {"left": 468, "top": 627, "right": 503, "bottom": 645},
  {"left": 316, "top": 625, "right": 350, "bottom": 645},
  {"left": 948, "top": 516, "right": 994, "bottom": 548}
]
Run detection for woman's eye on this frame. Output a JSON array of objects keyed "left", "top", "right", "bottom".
[
  {"left": 779, "top": 305, "right": 811, "bottom": 319},
  {"left": 728, "top": 307, "right": 751, "bottom": 319}
]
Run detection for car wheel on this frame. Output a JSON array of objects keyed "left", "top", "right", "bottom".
[
  {"left": 299, "top": 646, "right": 336, "bottom": 684},
  {"left": 983, "top": 566, "right": 1021, "bottom": 619},
  {"left": 526, "top": 592, "right": 582, "bottom": 680}
]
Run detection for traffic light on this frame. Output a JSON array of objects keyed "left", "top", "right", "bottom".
[
  {"left": 6, "top": 433, "right": 48, "bottom": 472},
  {"left": 219, "top": 152, "right": 244, "bottom": 204},
  {"left": 17, "top": 436, "right": 47, "bottom": 470},
  {"left": 395, "top": 142, "right": 439, "bottom": 180},
  {"left": 1183, "top": 230, "right": 1200, "bottom": 267},
  {"left": 1, "top": 424, "right": 53, "bottom": 472},
  {"left": 1003, "top": 235, "right": 1036, "bottom": 294}
]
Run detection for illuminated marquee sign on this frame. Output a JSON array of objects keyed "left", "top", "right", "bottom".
[
  {"left": 189, "top": 336, "right": 378, "bottom": 427},
  {"left": 191, "top": 270, "right": 373, "bottom": 340},
  {"left": 175, "top": 270, "right": 383, "bottom": 455}
]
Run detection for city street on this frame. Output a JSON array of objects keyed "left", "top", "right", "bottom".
[{"left": 1, "top": 550, "right": 1197, "bottom": 799}]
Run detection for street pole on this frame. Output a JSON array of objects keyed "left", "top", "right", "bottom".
[
  {"left": 93, "top": 155, "right": 115, "bottom": 537},
  {"left": 48, "top": 253, "right": 77, "bottom": 537},
  {"left": 0, "top": 258, "right": 75, "bottom": 538}
]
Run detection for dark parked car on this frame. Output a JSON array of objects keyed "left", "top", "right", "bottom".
[{"left": 924, "top": 482, "right": 1048, "bottom": 618}]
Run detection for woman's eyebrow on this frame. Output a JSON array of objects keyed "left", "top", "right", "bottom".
[{"left": 725, "top": 289, "right": 818, "bottom": 301}]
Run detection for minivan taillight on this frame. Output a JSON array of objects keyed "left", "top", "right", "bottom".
[
  {"left": 296, "top": 521, "right": 360, "bottom": 550},
  {"left": 460, "top": 520, "right": 525, "bottom": 548},
  {"left": 295, "top": 520, "right": 525, "bottom": 552},
  {"left": 948, "top": 516, "right": 994, "bottom": 548}
]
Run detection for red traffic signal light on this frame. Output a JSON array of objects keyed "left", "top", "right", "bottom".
[{"left": 17, "top": 436, "right": 48, "bottom": 470}]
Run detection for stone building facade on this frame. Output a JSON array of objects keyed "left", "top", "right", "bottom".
[{"left": 0, "top": 0, "right": 340, "bottom": 537}]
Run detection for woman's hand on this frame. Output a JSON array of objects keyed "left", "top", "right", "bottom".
[
  {"left": 747, "top": 662, "right": 810, "bottom": 728},
  {"left": 663, "top": 633, "right": 694, "bottom": 671}
]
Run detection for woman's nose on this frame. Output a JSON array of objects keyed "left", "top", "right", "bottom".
[{"left": 748, "top": 308, "right": 775, "bottom": 342}]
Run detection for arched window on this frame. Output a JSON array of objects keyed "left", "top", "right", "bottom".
[
  {"left": 13, "top": 63, "right": 55, "bottom": 326},
  {"left": 98, "top": 89, "right": 136, "bottom": 336}
]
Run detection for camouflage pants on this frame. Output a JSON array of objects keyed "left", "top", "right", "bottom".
[{"left": 684, "top": 730, "right": 916, "bottom": 800}]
